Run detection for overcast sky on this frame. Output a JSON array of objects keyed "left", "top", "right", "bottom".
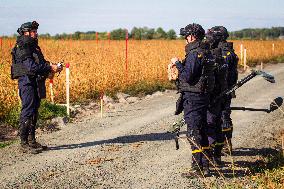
[{"left": 0, "top": 0, "right": 283, "bottom": 35}]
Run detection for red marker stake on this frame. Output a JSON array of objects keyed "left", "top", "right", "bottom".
[
  {"left": 125, "top": 29, "right": 128, "bottom": 81},
  {"left": 0, "top": 37, "right": 2, "bottom": 50},
  {"left": 96, "top": 32, "right": 98, "bottom": 46},
  {"left": 9, "top": 40, "right": 12, "bottom": 48},
  {"left": 0, "top": 38, "right": 2, "bottom": 59}
]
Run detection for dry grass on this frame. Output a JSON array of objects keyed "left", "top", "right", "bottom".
[{"left": 1, "top": 38, "right": 284, "bottom": 118}]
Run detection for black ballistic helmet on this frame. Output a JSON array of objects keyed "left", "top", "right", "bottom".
[
  {"left": 180, "top": 23, "right": 205, "bottom": 40},
  {"left": 17, "top": 21, "right": 39, "bottom": 35},
  {"left": 207, "top": 26, "right": 229, "bottom": 41}
]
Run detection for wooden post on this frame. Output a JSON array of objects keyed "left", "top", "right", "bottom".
[
  {"left": 66, "top": 63, "right": 70, "bottom": 116},
  {"left": 100, "top": 91, "right": 104, "bottom": 118},
  {"left": 244, "top": 48, "right": 247, "bottom": 70},
  {"left": 272, "top": 43, "right": 275, "bottom": 54},
  {"left": 260, "top": 62, "right": 264, "bottom": 70},
  {"left": 50, "top": 79, "right": 54, "bottom": 104},
  {"left": 240, "top": 44, "right": 243, "bottom": 65}
]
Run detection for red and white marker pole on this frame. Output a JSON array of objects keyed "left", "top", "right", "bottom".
[
  {"left": 50, "top": 79, "right": 54, "bottom": 104},
  {"left": 66, "top": 63, "right": 70, "bottom": 116}
]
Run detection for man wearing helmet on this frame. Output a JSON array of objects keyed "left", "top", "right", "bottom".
[
  {"left": 170, "top": 23, "right": 216, "bottom": 177},
  {"left": 207, "top": 26, "right": 239, "bottom": 154},
  {"left": 11, "top": 21, "right": 62, "bottom": 154},
  {"left": 205, "top": 26, "right": 229, "bottom": 166}
]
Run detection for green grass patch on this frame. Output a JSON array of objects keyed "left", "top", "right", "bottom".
[
  {"left": 3, "top": 100, "right": 67, "bottom": 128},
  {"left": 4, "top": 105, "right": 21, "bottom": 128},
  {"left": 38, "top": 100, "right": 67, "bottom": 120},
  {"left": 0, "top": 140, "right": 16, "bottom": 149}
]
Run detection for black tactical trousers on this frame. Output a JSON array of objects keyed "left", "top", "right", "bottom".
[
  {"left": 19, "top": 82, "right": 40, "bottom": 144},
  {"left": 183, "top": 92, "right": 210, "bottom": 170},
  {"left": 207, "top": 99, "right": 224, "bottom": 157},
  {"left": 221, "top": 95, "right": 233, "bottom": 140}
]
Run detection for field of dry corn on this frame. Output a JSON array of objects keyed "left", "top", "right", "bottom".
[{"left": 1, "top": 38, "right": 284, "bottom": 118}]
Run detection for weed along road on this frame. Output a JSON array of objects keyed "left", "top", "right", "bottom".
[{"left": 0, "top": 64, "right": 284, "bottom": 188}]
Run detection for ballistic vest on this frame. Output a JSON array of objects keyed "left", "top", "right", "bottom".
[
  {"left": 11, "top": 36, "right": 46, "bottom": 79},
  {"left": 178, "top": 41, "right": 216, "bottom": 94},
  {"left": 218, "top": 41, "right": 239, "bottom": 87},
  {"left": 211, "top": 47, "right": 228, "bottom": 96}
]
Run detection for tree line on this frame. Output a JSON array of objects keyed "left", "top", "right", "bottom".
[
  {"left": 38, "top": 27, "right": 177, "bottom": 40},
  {"left": 228, "top": 27, "right": 284, "bottom": 40},
  {"left": 34, "top": 26, "right": 284, "bottom": 40}
]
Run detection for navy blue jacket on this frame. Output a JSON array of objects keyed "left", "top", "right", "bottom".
[
  {"left": 18, "top": 52, "right": 51, "bottom": 88},
  {"left": 175, "top": 41, "right": 203, "bottom": 86}
]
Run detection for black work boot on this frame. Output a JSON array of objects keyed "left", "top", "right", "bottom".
[
  {"left": 181, "top": 164, "right": 204, "bottom": 178},
  {"left": 202, "top": 155, "right": 212, "bottom": 177},
  {"left": 212, "top": 156, "right": 222, "bottom": 167},
  {"left": 213, "top": 146, "right": 223, "bottom": 167},
  {"left": 19, "top": 120, "right": 40, "bottom": 154},
  {"left": 203, "top": 166, "right": 211, "bottom": 177},
  {"left": 28, "top": 116, "right": 48, "bottom": 151}
]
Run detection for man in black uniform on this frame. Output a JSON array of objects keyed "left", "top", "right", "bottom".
[
  {"left": 171, "top": 23, "right": 216, "bottom": 176},
  {"left": 205, "top": 27, "right": 229, "bottom": 166},
  {"left": 11, "top": 21, "right": 62, "bottom": 154},
  {"left": 217, "top": 27, "right": 238, "bottom": 153},
  {"left": 207, "top": 26, "right": 239, "bottom": 154}
]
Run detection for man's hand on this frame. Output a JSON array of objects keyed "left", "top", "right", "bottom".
[
  {"left": 51, "top": 64, "right": 63, "bottom": 73},
  {"left": 171, "top": 57, "right": 179, "bottom": 64}
]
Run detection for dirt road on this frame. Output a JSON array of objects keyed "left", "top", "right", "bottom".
[{"left": 0, "top": 64, "right": 283, "bottom": 189}]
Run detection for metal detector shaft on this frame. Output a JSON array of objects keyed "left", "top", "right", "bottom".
[
  {"left": 215, "top": 70, "right": 275, "bottom": 102},
  {"left": 215, "top": 71, "right": 257, "bottom": 102}
]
